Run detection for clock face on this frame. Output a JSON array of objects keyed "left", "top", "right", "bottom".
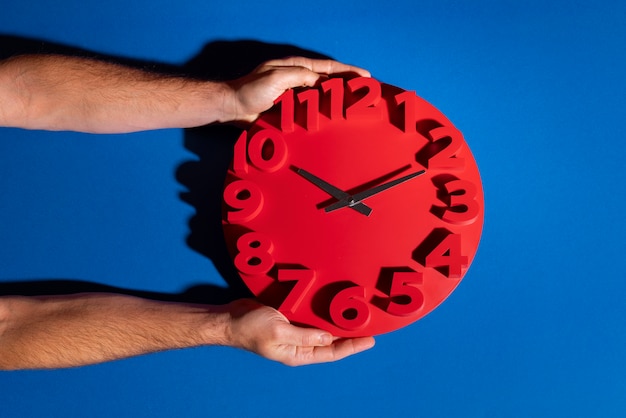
[{"left": 222, "top": 77, "right": 484, "bottom": 337}]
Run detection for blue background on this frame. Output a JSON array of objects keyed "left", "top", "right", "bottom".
[{"left": 1, "top": 1, "right": 625, "bottom": 417}]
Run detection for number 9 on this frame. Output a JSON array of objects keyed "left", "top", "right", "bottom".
[{"left": 224, "top": 179, "right": 264, "bottom": 223}]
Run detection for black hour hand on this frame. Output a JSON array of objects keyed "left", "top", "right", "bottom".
[{"left": 295, "top": 168, "right": 373, "bottom": 216}]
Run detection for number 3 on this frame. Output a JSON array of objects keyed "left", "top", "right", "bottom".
[{"left": 442, "top": 179, "right": 479, "bottom": 225}]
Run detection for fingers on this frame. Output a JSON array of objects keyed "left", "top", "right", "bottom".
[
  {"left": 226, "top": 56, "right": 371, "bottom": 124},
  {"left": 282, "top": 323, "right": 334, "bottom": 347},
  {"left": 292, "top": 336, "right": 376, "bottom": 366},
  {"left": 256, "top": 57, "right": 371, "bottom": 99},
  {"left": 268, "top": 66, "right": 323, "bottom": 90},
  {"left": 315, "top": 337, "right": 376, "bottom": 363},
  {"left": 276, "top": 322, "right": 375, "bottom": 366},
  {"left": 262, "top": 56, "right": 371, "bottom": 78}
]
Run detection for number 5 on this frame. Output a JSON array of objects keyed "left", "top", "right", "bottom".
[{"left": 386, "top": 271, "right": 424, "bottom": 316}]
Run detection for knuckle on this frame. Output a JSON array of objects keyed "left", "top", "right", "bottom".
[{"left": 267, "top": 322, "right": 285, "bottom": 342}]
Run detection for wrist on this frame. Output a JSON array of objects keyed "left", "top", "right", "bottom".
[
  {"left": 160, "top": 79, "right": 237, "bottom": 128},
  {"left": 207, "top": 80, "right": 239, "bottom": 124},
  {"left": 197, "top": 303, "right": 234, "bottom": 347},
  {"left": 218, "top": 299, "right": 265, "bottom": 350}
]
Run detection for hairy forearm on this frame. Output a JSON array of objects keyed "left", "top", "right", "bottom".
[
  {"left": 0, "top": 293, "right": 230, "bottom": 370},
  {"left": 0, "top": 54, "right": 233, "bottom": 133}
]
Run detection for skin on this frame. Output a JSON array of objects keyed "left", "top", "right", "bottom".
[
  {"left": 0, "top": 55, "right": 370, "bottom": 132},
  {"left": 0, "top": 54, "right": 375, "bottom": 370}
]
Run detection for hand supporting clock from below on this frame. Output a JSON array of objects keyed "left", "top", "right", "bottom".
[
  {"left": 0, "top": 295, "right": 375, "bottom": 370},
  {"left": 0, "top": 53, "right": 374, "bottom": 369}
]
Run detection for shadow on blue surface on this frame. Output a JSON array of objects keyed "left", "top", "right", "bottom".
[{"left": 0, "top": 35, "right": 331, "bottom": 305}]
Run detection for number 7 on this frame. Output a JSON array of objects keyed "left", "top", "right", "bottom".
[{"left": 277, "top": 269, "right": 316, "bottom": 315}]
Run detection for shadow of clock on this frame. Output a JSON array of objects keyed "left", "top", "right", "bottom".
[
  {"left": 0, "top": 35, "right": 331, "bottom": 305},
  {"left": 176, "top": 40, "right": 332, "bottom": 303}
]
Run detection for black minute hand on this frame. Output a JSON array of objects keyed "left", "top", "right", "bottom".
[{"left": 324, "top": 170, "right": 426, "bottom": 213}]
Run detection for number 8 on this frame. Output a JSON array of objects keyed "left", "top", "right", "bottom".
[{"left": 234, "top": 232, "right": 275, "bottom": 275}]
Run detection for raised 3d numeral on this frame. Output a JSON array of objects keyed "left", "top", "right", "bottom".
[
  {"left": 385, "top": 271, "right": 424, "bottom": 316},
  {"left": 296, "top": 89, "right": 321, "bottom": 132},
  {"left": 233, "top": 129, "right": 288, "bottom": 174},
  {"left": 394, "top": 90, "right": 418, "bottom": 134},
  {"left": 321, "top": 78, "right": 345, "bottom": 120},
  {"left": 346, "top": 77, "right": 383, "bottom": 120},
  {"left": 274, "top": 89, "right": 295, "bottom": 133},
  {"left": 247, "top": 128, "right": 288, "bottom": 173},
  {"left": 426, "top": 126, "right": 465, "bottom": 170},
  {"left": 277, "top": 269, "right": 316, "bottom": 315},
  {"left": 223, "top": 179, "right": 264, "bottom": 223},
  {"left": 232, "top": 131, "right": 249, "bottom": 175},
  {"left": 441, "top": 179, "right": 479, "bottom": 225},
  {"left": 425, "top": 233, "right": 468, "bottom": 279},
  {"left": 329, "top": 285, "right": 371, "bottom": 331},
  {"left": 234, "top": 232, "right": 275, "bottom": 276}
]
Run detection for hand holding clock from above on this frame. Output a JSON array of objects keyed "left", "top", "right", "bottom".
[
  {"left": 0, "top": 54, "right": 369, "bottom": 132},
  {"left": 224, "top": 56, "right": 371, "bottom": 124}
]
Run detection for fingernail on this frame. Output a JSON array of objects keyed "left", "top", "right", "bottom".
[{"left": 320, "top": 334, "right": 332, "bottom": 345}]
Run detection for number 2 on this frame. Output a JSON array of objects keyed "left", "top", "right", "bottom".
[
  {"left": 346, "top": 77, "right": 383, "bottom": 120},
  {"left": 426, "top": 126, "right": 465, "bottom": 170}
]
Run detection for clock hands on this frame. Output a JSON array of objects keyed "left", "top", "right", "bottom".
[
  {"left": 295, "top": 166, "right": 426, "bottom": 216},
  {"left": 295, "top": 168, "right": 373, "bottom": 216},
  {"left": 324, "top": 169, "right": 427, "bottom": 213}
]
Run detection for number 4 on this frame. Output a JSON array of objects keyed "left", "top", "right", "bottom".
[{"left": 425, "top": 234, "right": 468, "bottom": 279}]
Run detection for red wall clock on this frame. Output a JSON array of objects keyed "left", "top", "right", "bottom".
[{"left": 222, "top": 76, "right": 484, "bottom": 337}]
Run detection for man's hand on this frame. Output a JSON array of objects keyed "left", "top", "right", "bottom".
[
  {"left": 0, "top": 294, "right": 374, "bottom": 370},
  {"left": 224, "top": 57, "right": 371, "bottom": 124},
  {"left": 225, "top": 299, "right": 375, "bottom": 366},
  {"left": 0, "top": 54, "right": 369, "bottom": 132}
]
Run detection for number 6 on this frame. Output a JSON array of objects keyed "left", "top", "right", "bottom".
[{"left": 329, "top": 286, "right": 371, "bottom": 331}]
